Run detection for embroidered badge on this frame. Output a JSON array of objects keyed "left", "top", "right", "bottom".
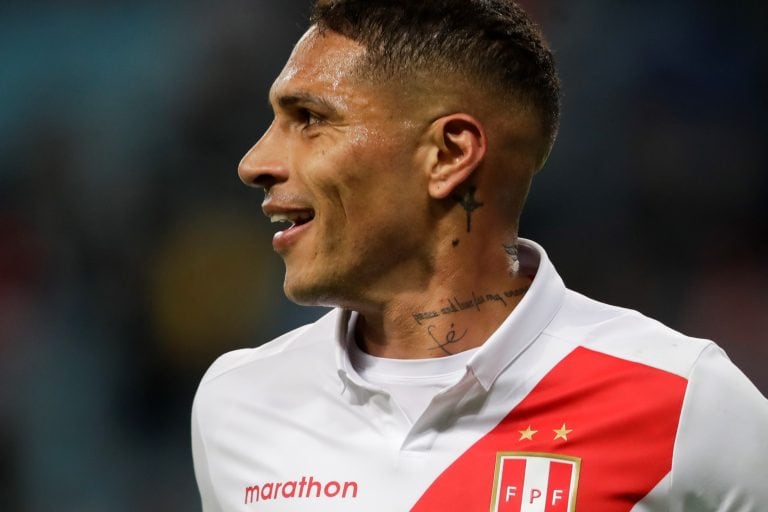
[{"left": 490, "top": 452, "right": 580, "bottom": 512}]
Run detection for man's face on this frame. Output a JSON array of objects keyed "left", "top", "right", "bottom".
[{"left": 239, "top": 28, "right": 432, "bottom": 307}]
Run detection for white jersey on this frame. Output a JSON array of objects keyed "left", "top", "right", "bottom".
[{"left": 192, "top": 239, "right": 768, "bottom": 511}]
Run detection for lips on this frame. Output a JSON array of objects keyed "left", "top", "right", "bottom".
[
  {"left": 263, "top": 205, "right": 316, "bottom": 252},
  {"left": 269, "top": 210, "right": 315, "bottom": 228}
]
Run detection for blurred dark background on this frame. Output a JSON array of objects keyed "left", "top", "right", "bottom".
[{"left": 0, "top": 1, "right": 765, "bottom": 510}]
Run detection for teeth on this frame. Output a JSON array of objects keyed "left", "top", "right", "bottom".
[
  {"left": 269, "top": 211, "right": 314, "bottom": 227},
  {"left": 269, "top": 213, "right": 293, "bottom": 225}
]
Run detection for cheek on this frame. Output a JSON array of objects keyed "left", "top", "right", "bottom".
[
  {"left": 307, "top": 127, "right": 424, "bottom": 226},
  {"left": 348, "top": 124, "right": 371, "bottom": 147}
]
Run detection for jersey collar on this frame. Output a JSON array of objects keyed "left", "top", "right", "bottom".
[
  {"left": 465, "top": 238, "right": 566, "bottom": 390},
  {"left": 334, "top": 238, "right": 566, "bottom": 393}
]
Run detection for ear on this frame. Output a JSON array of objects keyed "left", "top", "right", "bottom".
[{"left": 424, "top": 114, "right": 487, "bottom": 199}]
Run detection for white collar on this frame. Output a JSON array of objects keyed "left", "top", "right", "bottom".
[{"left": 334, "top": 238, "right": 566, "bottom": 392}]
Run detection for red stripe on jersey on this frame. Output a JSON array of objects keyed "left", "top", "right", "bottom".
[
  {"left": 496, "top": 458, "right": 525, "bottom": 511},
  {"left": 410, "top": 346, "right": 687, "bottom": 511},
  {"left": 545, "top": 461, "right": 573, "bottom": 512}
]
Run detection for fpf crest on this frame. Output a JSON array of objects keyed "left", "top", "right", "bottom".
[{"left": 490, "top": 452, "right": 580, "bottom": 512}]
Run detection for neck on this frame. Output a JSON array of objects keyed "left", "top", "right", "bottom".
[{"left": 355, "top": 237, "right": 531, "bottom": 359}]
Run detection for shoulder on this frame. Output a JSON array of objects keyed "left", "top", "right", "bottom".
[
  {"left": 191, "top": 308, "right": 345, "bottom": 453},
  {"left": 545, "top": 289, "right": 768, "bottom": 504},
  {"left": 669, "top": 342, "right": 768, "bottom": 507},
  {"left": 198, "top": 324, "right": 310, "bottom": 385},
  {"left": 192, "top": 309, "right": 342, "bottom": 422},
  {"left": 544, "top": 289, "right": 712, "bottom": 378},
  {"left": 198, "top": 308, "right": 339, "bottom": 386}
]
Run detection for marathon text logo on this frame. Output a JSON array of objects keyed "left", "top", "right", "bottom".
[
  {"left": 490, "top": 452, "right": 580, "bottom": 512},
  {"left": 244, "top": 475, "right": 358, "bottom": 505}
]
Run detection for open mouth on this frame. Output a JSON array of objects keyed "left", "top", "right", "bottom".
[{"left": 269, "top": 210, "right": 315, "bottom": 231}]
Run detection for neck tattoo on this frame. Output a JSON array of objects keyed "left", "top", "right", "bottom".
[
  {"left": 412, "top": 284, "right": 531, "bottom": 355},
  {"left": 454, "top": 186, "right": 484, "bottom": 232},
  {"left": 427, "top": 323, "right": 468, "bottom": 355}
]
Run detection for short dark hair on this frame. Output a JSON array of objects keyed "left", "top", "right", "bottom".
[{"left": 311, "top": 0, "right": 561, "bottom": 153}]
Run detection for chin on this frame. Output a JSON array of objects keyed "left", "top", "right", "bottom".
[
  {"left": 283, "top": 267, "right": 365, "bottom": 309},
  {"left": 283, "top": 273, "right": 340, "bottom": 308},
  {"left": 284, "top": 287, "right": 324, "bottom": 307}
]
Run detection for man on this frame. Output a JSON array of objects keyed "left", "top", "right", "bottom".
[{"left": 192, "top": 1, "right": 768, "bottom": 510}]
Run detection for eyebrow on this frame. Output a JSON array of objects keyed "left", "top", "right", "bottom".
[{"left": 273, "top": 92, "right": 339, "bottom": 115}]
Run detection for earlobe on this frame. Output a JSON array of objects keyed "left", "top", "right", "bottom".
[{"left": 426, "top": 114, "right": 487, "bottom": 199}]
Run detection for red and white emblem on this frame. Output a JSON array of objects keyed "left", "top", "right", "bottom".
[{"left": 490, "top": 452, "right": 580, "bottom": 512}]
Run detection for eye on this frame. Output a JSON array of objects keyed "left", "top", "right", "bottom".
[{"left": 298, "top": 108, "right": 323, "bottom": 128}]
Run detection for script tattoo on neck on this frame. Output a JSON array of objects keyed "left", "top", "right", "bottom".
[
  {"left": 414, "top": 285, "right": 530, "bottom": 355},
  {"left": 427, "top": 323, "right": 468, "bottom": 355},
  {"left": 454, "top": 186, "right": 484, "bottom": 232},
  {"left": 412, "top": 285, "right": 530, "bottom": 326}
]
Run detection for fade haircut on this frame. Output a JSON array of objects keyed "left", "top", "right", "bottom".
[{"left": 311, "top": 0, "right": 561, "bottom": 157}]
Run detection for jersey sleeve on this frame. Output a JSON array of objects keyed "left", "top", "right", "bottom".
[
  {"left": 191, "top": 350, "right": 250, "bottom": 512},
  {"left": 191, "top": 399, "right": 223, "bottom": 512},
  {"left": 670, "top": 343, "right": 768, "bottom": 511}
]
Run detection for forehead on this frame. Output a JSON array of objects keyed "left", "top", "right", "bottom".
[{"left": 269, "top": 27, "right": 367, "bottom": 102}]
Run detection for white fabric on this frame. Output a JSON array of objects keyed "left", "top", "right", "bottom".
[
  {"left": 348, "top": 335, "right": 478, "bottom": 423},
  {"left": 192, "top": 238, "right": 768, "bottom": 512}
]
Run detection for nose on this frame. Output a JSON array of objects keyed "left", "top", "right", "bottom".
[{"left": 238, "top": 122, "right": 289, "bottom": 190}]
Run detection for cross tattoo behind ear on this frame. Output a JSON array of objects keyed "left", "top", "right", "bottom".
[{"left": 454, "top": 186, "right": 484, "bottom": 232}]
